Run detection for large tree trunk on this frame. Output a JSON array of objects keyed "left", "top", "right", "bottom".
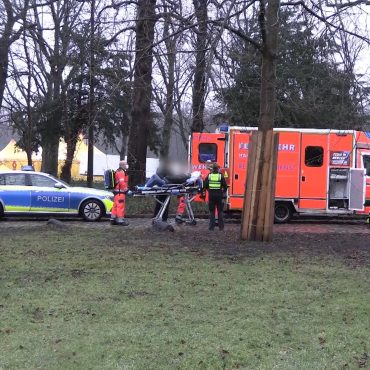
[
  {"left": 40, "top": 73, "right": 62, "bottom": 176},
  {"left": 0, "top": 39, "right": 10, "bottom": 109},
  {"left": 41, "top": 78, "right": 62, "bottom": 176},
  {"left": 40, "top": 5, "right": 64, "bottom": 177},
  {"left": 159, "top": 12, "right": 176, "bottom": 159},
  {"left": 127, "top": 0, "right": 157, "bottom": 186},
  {"left": 118, "top": 135, "right": 127, "bottom": 160},
  {"left": 240, "top": 0, "right": 281, "bottom": 241},
  {"left": 41, "top": 135, "right": 60, "bottom": 175},
  {"left": 26, "top": 150, "right": 32, "bottom": 166},
  {"left": 60, "top": 135, "right": 78, "bottom": 183},
  {"left": 87, "top": 0, "right": 95, "bottom": 188},
  {"left": 191, "top": 0, "right": 208, "bottom": 133},
  {"left": 0, "top": 24, "right": 12, "bottom": 109}
]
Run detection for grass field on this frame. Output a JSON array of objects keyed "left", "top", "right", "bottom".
[{"left": 0, "top": 225, "right": 369, "bottom": 370}]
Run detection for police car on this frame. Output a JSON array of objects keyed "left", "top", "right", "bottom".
[{"left": 0, "top": 169, "right": 114, "bottom": 221}]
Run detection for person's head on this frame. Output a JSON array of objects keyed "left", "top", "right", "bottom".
[
  {"left": 168, "top": 161, "right": 188, "bottom": 175},
  {"left": 206, "top": 160, "right": 213, "bottom": 171},
  {"left": 119, "top": 160, "right": 128, "bottom": 170},
  {"left": 211, "top": 163, "right": 220, "bottom": 173},
  {"left": 157, "top": 159, "right": 167, "bottom": 173}
]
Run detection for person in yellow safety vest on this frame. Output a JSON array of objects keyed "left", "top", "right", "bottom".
[
  {"left": 203, "top": 163, "right": 227, "bottom": 231},
  {"left": 204, "top": 160, "right": 229, "bottom": 224}
]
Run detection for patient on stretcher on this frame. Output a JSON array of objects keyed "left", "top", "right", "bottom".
[{"left": 139, "top": 170, "right": 202, "bottom": 190}]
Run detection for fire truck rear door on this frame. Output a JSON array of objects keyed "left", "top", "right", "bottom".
[
  {"left": 230, "top": 132, "right": 250, "bottom": 196},
  {"left": 191, "top": 133, "right": 225, "bottom": 175},
  {"left": 348, "top": 168, "right": 365, "bottom": 211},
  {"left": 356, "top": 149, "right": 370, "bottom": 210},
  {"left": 299, "top": 133, "right": 329, "bottom": 209}
]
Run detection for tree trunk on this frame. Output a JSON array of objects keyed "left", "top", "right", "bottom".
[
  {"left": 191, "top": 0, "right": 208, "bottom": 133},
  {"left": 119, "top": 135, "right": 127, "bottom": 160},
  {"left": 40, "top": 73, "right": 62, "bottom": 176},
  {"left": 127, "top": 0, "right": 157, "bottom": 186},
  {"left": 87, "top": 0, "right": 95, "bottom": 188},
  {"left": 159, "top": 16, "right": 176, "bottom": 159},
  {"left": 41, "top": 73, "right": 62, "bottom": 176},
  {"left": 41, "top": 136, "right": 60, "bottom": 175},
  {"left": 26, "top": 150, "right": 32, "bottom": 167},
  {"left": 240, "top": 0, "right": 281, "bottom": 241},
  {"left": 60, "top": 135, "right": 78, "bottom": 183},
  {"left": 0, "top": 29, "right": 12, "bottom": 109},
  {"left": 25, "top": 37, "right": 34, "bottom": 166}
]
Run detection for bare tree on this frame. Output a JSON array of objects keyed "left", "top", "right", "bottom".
[
  {"left": 152, "top": 1, "right": 187, "bottom": 159},
  {"left": 5, "top": 28, "right": 40, "bottom": 165},
  {"left": 27, "top": 0, "right": 84, "bottom": 176},
  {"left": 0, "top": 0, "right": 32, "bottom": 109}
]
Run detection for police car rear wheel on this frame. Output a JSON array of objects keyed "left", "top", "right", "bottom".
[
  {"left": 80, "top": 200, "right": 104, "bottom": 222},
  {"left": 0, "top": 204, "right": 3, "bottom": 219}
]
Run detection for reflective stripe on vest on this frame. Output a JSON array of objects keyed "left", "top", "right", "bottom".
[{"left": 209, "top": 173, "right": 222, "bottom": 189}]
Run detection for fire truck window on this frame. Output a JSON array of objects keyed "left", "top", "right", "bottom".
[
  {"left": 305, "top": 146, "right": 323, "bottom": 167},
  {"left": 363, "top": 155, "right": 370, "bottom": 176},
  {"left": 199, "top": 143, "right": 217, "bottom": 163}
]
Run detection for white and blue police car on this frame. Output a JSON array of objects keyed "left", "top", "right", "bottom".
[{"left": 0, "top": 169, "right": 114, "bottom": 221}]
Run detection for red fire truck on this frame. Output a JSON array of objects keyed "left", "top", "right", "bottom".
[{"left": 190, "top": 126, "right": 370, "bottom": 222}]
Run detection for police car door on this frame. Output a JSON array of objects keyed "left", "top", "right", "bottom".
[
  {"left": 29, "top": 174, "right": 70, "bottom": 213},
  {"left": 0, "top": 173, "right": 31, "bottom": 212}
]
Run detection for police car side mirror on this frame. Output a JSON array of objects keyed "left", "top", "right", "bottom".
[{"left": 54, "top": 182, "right": 66, "bottom": 189}]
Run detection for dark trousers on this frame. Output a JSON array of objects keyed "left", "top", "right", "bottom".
[
  {"left": 208, "top": 192, "right": 224, "bottom": 230},
  {"left": 154, "top": 195, "right": 170, "bottom": 221}
]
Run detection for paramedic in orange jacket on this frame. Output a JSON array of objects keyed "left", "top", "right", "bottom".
[{"left": 111, "top": 160, "right": 129, "bottom": 226}]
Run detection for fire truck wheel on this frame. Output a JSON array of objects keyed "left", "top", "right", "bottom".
[{"left": 274, "top": 203, "right": 293, "bottom": 224}]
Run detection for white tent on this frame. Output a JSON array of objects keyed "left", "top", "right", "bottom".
[{"left": 0, "top": 137, "right": 159, "bottom": 178}]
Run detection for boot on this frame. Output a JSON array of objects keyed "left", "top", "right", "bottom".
[{"left": 175, "top": 215, "right": 184, "bottom": 224}]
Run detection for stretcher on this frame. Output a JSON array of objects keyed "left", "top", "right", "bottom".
[{"left": 131, "top": 184, "right": 200, "bottom": 225}]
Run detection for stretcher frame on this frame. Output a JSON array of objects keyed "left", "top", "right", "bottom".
[{"left": 131, "top": 185, "right": 200, "bottom": 225}]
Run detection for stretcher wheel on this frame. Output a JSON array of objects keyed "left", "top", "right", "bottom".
[{"left": 189, "top": 220, "right": 197, "bottom": 226}]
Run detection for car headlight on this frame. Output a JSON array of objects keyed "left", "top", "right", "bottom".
[{"left": 105, "top": 195, "right": 114, "bottom": 202}]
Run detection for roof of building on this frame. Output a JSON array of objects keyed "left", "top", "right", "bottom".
[{"left": 0, "top": 125, "right": 15, "bottom": 152}]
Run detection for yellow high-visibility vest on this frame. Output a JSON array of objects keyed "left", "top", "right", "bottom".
[{"left": 209, "top": 173, "right": 222, "bottom": 189}]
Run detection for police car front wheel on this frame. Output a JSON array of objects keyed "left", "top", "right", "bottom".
[{"left": 80, "top": 199, "right": 104, "bottom": 222}]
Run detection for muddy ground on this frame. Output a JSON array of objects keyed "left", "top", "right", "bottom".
[{"left": 1, "top": 216, "right": 369, "bottom": 269}]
